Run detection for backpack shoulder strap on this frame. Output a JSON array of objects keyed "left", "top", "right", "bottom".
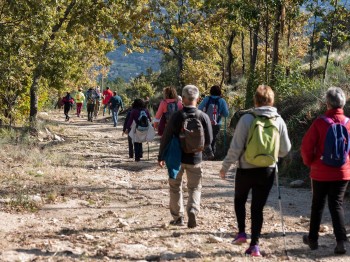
[
  {"left": 342, "top": 117, "right": 350, "bottom": 126},
  {"left": 320, "top": 115, "right": 335, "bottom": 125}
]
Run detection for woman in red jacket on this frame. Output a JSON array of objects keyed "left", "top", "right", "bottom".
[{"left": 301, "top": 87, "right": 350, "bottom": 255}]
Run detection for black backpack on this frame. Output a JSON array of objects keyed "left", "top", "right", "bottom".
[
  {"left": 179, "top": 111, "right": 205, "bottom": 153},
  {"left": 136, "top": 110, "right": 149, "bottom": 132}
]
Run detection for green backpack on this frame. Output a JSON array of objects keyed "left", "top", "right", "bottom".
[{"left": 244, "top": 115, "right": 280, "bottom": 167}]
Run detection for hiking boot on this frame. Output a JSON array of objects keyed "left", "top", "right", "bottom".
[
  {"left": 334, "top": 240, "right": 347, "bottom": 255},
  {"left": 245, "top": 245, "right": 261, "bottom": 257},
  {"left": 170, "top": 217, "right": 184, "bottom": 226},
  {"left": 232, "top": 232, "right": 247, "bottom": 245},
  {"left": 303, "top": 235, "right": 318, "bottom": 250},
  {"left": 187, "top": 208, "right": 197, "bottom": 228}
]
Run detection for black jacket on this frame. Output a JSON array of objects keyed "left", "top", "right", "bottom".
[{"left": 158, "top": 106, "right": 213, "bottom": 165}]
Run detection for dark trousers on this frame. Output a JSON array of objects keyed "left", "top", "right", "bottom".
[
  {"left": 64, "top": 104, "right": 70, "bottom": 119},
  {"left": 234, "top": 168, "right": 275, "bottom": 246},
  {"left": 87, "top": 104, "right": 94, "bottom": 121},
  {"left": 134, "top": 142, "right": 143, "bottom": 161},
  {"left": 128, "top": 136, "right": 134, "bottom": 158},
  {"left": 211, "top": 124, "right": 221, "bottom": 155},
  {"left": 309, "top": 179, "right": 349, "bottom": 241}
]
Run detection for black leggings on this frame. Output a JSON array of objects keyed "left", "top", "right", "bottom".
[
  {"left": 234, "top": 167, "right": 275, "bottom": 246},
  {"left": 309, "top": 179, "right": 348, "bottom": 241}
]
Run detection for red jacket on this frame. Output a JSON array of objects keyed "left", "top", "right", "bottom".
[{"left": 301, "top": 108, "right": 350, "bottom": 181}]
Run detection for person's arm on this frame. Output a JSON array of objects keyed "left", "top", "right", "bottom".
[
  {"left": 125, "top": 110, "right": 135, "bottom": 131},
  {"left": 278, "top": 118, "right": 292, "bottom": 158},
  {"left": 220, "top": 99, "right": 229, "bottom": 118},
  {"left": 301, "top": 120, "right": 319, "bottom": 167},
  {"left": 201, "top": 112, "right": 213, "bottom": 147},
  {"left": 158, "top": 113, "right": 179, "bottom": 161},
  {"left": 221, "top": 114, "right": 252, "bottom": 173},
  {"left": 155, "top": 100, "right": 166, "bottom": 120},
  {"left": 120, "top": 97, "right": 124, "bottom": 111},
  {"left": 123, "top": 111, "right": 131, "bottom": 133},
  {"left": 197, "top": 97, "right": 207, "bottom": 111}
]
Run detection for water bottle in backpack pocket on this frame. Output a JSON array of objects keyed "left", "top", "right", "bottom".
[
  {"left": 244, "top": 115, "right": 280, "bottom": 167},
  {"left": 320, "top": 116, "right": 350, "bottom": 167},
  {"left": 204, "top": 97, "right": 220, "bottom": 125}
]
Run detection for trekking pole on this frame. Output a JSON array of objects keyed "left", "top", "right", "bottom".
[
  {"left": 224, "top": 117, "right": 227, "bottom": 153},
  {"left": 275, "top": 164, "right": 288, "bottom": 257},
  {"left": 148, "top": 142, "right": 150, "bottom": 160}
]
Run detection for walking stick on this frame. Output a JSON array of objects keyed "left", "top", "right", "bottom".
[
  {"left": 276, "top": 164, "right": 288, "bottom": 257},
  {"left": 148, "top": 142, "right": 150, "bottom": 160},
  {"left": 224, "top": 117, "right": 227, "bottom": 153}
]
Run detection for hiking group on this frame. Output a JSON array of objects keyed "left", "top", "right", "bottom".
[
  {"left": 59, "top": 83, "right": 349, "bottom": 257},
  {"left": 155, "top": 84, "right": 348, "bottom": 257},
  {"left": 59, "top": 86, "right": 124, "bottom": 125}
]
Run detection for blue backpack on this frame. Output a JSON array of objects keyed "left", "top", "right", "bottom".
[
  {"left": 320, "top": 116, "right": 350, "bottom": 167},
  {"left": 204, "top": 97, "right": 221, "bottom": 125},
  {"left": 164, "top": 101, "right": 178, "bottom": 121}
]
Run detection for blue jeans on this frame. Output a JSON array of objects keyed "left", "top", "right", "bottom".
[{"left": 111, "top": 108, "right": 119, "bottom": 127}]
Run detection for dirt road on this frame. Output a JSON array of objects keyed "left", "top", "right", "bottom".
[{"left": 0, "top": 111, "right": 349, "bottom": 261}]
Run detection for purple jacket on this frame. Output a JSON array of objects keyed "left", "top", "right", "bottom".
[{"left": 126, "top": 108, "right": 152, "bottom": 131}]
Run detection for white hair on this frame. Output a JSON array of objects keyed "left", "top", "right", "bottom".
[
  {"left": 182, "top": 85, "right": 199, "bottom": 101},
  {"left": 325, "top": 87, "right": 346, "bottom": 109}
]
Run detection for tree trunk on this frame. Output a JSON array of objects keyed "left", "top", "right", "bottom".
[
  {"left": 286, "top": 21, "right": 291, "bottom": 77},
  {"left": 227, "top": 30, "right": 236, "bottom": 84},
  {"left": 264, "top": 2, "right": 269, "bottom": 83},
  {"left": 29, "top": 0, "right": 76, "bottom": 126},
  {"left": 246, "top": 21, "right": 260, "bottom": 108},
  {"left": 323, "top": 0, "right": 338, "bottom": 81},
  {"left": 241, "top": 32, "right": 245, "bottom": 76},
  {"left": 220, "top": 55, "right": 225, "bottom": 88},
  {"left": 270, "top": 1, "right": 283, "bottom": 83},
  {"left": 177, "top": 51, "right": 184, "bottom": 88},
  {"left": 309, "top": 11, "right": 318, "bottom": 78}
]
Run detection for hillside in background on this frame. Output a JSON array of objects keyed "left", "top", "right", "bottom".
[{"left": 106, "top": 46, "right": 162, "bottom": 81}]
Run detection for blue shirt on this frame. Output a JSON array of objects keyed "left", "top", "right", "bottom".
[
  {"left": 198, "top": 95, "right": 229, "bottom": 125},
  {"left": 109, "top": 95, "right": 123, "bottom": 110}
]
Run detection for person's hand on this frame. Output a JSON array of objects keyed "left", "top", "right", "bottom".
[
  {"left": 219, "top": 169, "right": 226, "bottom": 180},
  {"left": 158, "top": 160, "right": 165, "bottom": 168},
  {"left": 122, "top": 131, "right": 125, "bottom": 136}
]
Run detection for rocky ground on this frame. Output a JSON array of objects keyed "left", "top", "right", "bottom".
[{"left": 0, "top": 110, "right": 349, "bottom": 261}]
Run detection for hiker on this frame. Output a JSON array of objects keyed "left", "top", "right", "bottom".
[
  {"left": 124, "top": 99, "right": 153, "bottom": 161},
  {"left": 62, "top": 92, "right": 74, "bottom": 121},
  {"left": 109, "top": 91, "right": 124, "bottom": 127},
  {"left": 198, "top": 85, "right": 229, "bottom": 159},
  {"left": 158, "top": 85, "right": 213, "bottom": 228},
  {"left": 122, "top": 106, "right": 134, "bottom": 159},
  {"left": 219, "top": 85, "right": 291, "bottom": 257},
  {"left": 86, "top": 87, "right": 97, "bottom": 122},
  {"left": 154, "top": 86, "right": 183, "bottom": 136},
  {"left": 301, "top": 87, "right": 350, "bottom": 255},
  {"left": 94, "top": 86, "right": 102, "bottom": 118},
  {"left": 102, "top": 86, "right": 113, "bottom": 116},
  {"left": 75, "top": 88, "right": 85, "bottom": 117}
]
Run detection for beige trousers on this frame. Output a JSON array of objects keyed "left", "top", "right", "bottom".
[{"left": 168, "top": 163, "right": 203, "bottom": 219}]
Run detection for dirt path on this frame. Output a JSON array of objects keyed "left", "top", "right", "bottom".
[{"left": 0, "top": 111, "right": 349, "bottom": 261}]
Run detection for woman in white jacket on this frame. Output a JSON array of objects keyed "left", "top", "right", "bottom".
[{"left": 219, "top": 85, "right": 291, "bottom": 257}]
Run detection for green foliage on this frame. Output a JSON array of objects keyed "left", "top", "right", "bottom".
[{"left": 126, "top": 76, "right": 155, "bottom": 102}]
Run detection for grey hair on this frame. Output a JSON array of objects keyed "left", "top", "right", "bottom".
[
  {"left": 182, "top": 85, "right": 199, "bottom": 101},
  {"left": 325, "top": 87, "right": 346, "bottom": 109}
]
